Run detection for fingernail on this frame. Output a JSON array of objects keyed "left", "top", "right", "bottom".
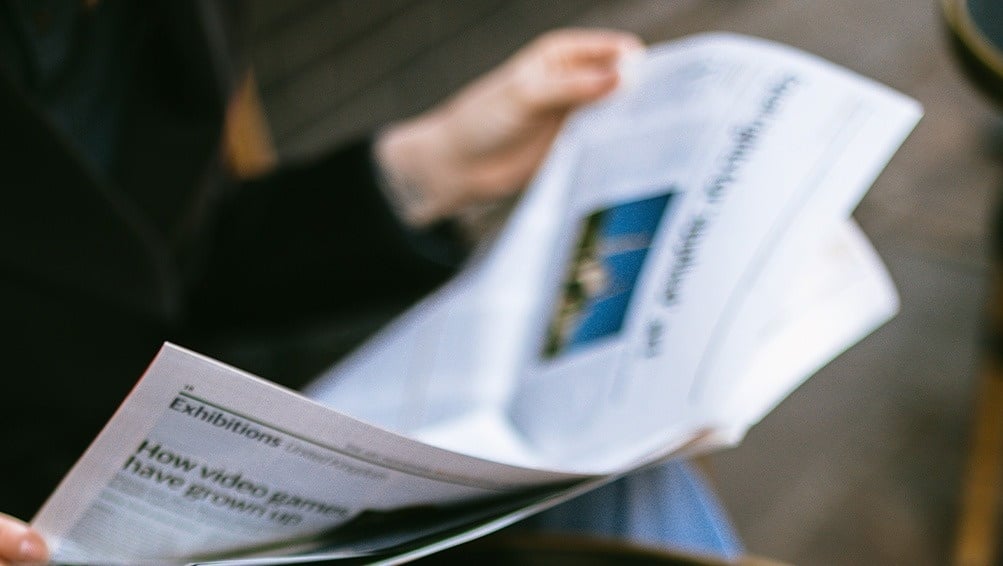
[{"left": 18, "top": 536, "right": 47, "bottom": 563}]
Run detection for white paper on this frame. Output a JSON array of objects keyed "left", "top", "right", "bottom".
[
  {"left": 33, "top": 345, "right": 586, "bottom": 564},
  {"left": 311, "top": 33, "right": 920, "bottom": 472}
]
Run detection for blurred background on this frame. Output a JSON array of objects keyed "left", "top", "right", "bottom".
[{"left": 243, "top": 1, "right": 1000, "bottom": 564}]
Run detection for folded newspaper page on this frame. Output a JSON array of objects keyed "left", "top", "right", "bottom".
[
  {"left": 309, "top": 33, "right": 920, "bottom": 471},
  {"left": 32, "top": 33, "right": 921, "bottom": 565}
]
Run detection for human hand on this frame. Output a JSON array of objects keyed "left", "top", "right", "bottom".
[
  {"left": 0, "top": 514, "right": 46, "bottom": 565},
  {"left": 376, "top": 28, "right": 643, "bottom": 226}
]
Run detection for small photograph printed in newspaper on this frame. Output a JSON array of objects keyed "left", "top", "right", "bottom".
[{"left": 542, "top": 190, "right": 676, "bottom": 359}]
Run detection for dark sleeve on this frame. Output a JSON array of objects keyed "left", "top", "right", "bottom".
[{"left": 186, "top": 137, "right": 469, "bottom": 334}]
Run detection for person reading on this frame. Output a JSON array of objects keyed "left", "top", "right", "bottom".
[{"left": 0, "top": 3, "right": 737, "bottom": 563}]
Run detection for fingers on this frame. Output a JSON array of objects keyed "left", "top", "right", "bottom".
[
  {"left": 0, "top": 514, "right": 47, "bottom": 565},
  {"left": 514, "top": 29, "right": 645, "bottom": 110},
  {"left": 373, "top": 28, "right": 645, "bottom": 226}
]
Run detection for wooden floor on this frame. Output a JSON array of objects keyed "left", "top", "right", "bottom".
[{"left": 247, "top": 1, "right": 1003, "bottom": 564}]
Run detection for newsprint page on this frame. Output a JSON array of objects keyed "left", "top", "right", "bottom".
[{"left": 32, "top": 34, "right": 922, "bottom": 565}]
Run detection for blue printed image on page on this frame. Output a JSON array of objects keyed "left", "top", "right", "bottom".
[{"left": 543, "top": 191, "right": 675, "bottom": 359}]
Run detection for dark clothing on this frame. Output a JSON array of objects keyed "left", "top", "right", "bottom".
[{"left": 0, "top": 1, "right": 461, "bottom": 518}]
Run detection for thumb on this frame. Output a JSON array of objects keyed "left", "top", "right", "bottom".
[
  {"left": 530, "top": 64, "right": 622, "bottom": 108},
  {"left": 514, "top": 30, "right": 643, "bottom": 110},
  {"left": 0, "top": 515, "right": 47, "bottom": 565}
]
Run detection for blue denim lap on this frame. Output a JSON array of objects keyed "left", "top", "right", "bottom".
[{"left": 519, "top": 459, "right": 743, "bottom": 560}]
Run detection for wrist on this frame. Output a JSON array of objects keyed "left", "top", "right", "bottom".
[{"left": 374, "top": 112, "right": 467, "bottom": 227}]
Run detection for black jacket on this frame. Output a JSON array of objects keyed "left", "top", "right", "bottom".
[{"left": 0, "top": 1, "right": 460, "bottom": 517}]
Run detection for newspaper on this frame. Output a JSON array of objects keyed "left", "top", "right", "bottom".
[{"left": 31, "top": 33, "right": 921, "bottom": 565}]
